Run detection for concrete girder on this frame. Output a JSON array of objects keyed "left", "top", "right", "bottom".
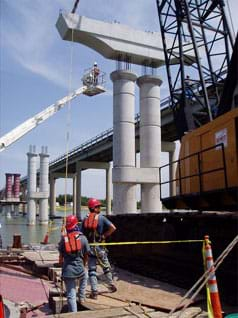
[
  {"left": 56, "top": 13, "right": 195, "bottom": 67},
  {"left": 57, "top": 13, "right": 165, "bottom": 67}
]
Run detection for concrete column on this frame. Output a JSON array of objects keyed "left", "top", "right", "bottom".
[
  {"left": 5, "top": 173, "right": 12, "bottom": 199},
  {"left": 106, "top": 163, "right": 112, "bottom": 215},
  {"left": 110, "top": 70, "right": 137, "bottom": 214},
  {"left": 27, "top": 149, "right": 38, "bottom": 225},
  {"left": 13, "top": 174, "right": 21, "bottom": 199},
  {"left": 14, "top": 205, "right": 19, "bottom": 216},
  {"left": 39, "top": 149, "right": 49, "bottom": 224},
  {"left": 169, "top": 149, "right": 177, "bottom": 197},
  {"left": 73, "top": 175, "right": 77, "bottom": 215},
  {"left": 137, "top": 75, "right": 163, "bottom": 213},
  {"left": 49, "top": 175, "right": 56, "bottom": 218},
  {"left": 76, "top": 163, "right": 82, "bottom": 220}
]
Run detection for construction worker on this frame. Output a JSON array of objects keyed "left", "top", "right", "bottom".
[
  {"left": 81, "top": 198, "right": 117, "bottom": 299},
  {"left": 58, "top": 215, "right": 90, "bottom": 312},
  {"left": 92, "top": 62, "right": 100, "bottom": 85},
  {"left": 184, "top": 75, "right": 193, "bottom": 100}
]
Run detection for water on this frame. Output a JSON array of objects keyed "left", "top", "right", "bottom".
[{"left": 0, "top": 210, "right": 88, "bottom": 248}]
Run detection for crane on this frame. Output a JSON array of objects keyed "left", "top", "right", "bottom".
[
  {"left": 0, "top": 71, "right": 106, "bottom": 152},
  {"left": 157, "top": 0, "right": 234, "bottom": 139},
  {"left": 157, "top": 0, "right": 238, "bottom": 212}
]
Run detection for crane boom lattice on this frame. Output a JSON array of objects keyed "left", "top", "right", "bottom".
[{"left": 157, "top": 0, "right": 234, "bottom": 139}]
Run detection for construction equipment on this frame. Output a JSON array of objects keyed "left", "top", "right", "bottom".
[
  {"left": 157, "top": 0, "right": 234, "bottom": 139},
  {"left": 0, "top": 72, "right": 106, "bottom": 152},
  {"left": 158, "top": 0, "right": 238, "bottom": 211}
]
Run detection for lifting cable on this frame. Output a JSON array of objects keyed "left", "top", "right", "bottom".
[
  {"left": 169, "top": 234, "right": 238, "bottom": 317},
  {"left": 62, "top": 25, "right": 75, "bottom": 229},
  {"left": 58, "top": 4, "right": 78, "bottom": 315},
  {"left": 71, "top": 0, "right": 80, "bottom": 14}
]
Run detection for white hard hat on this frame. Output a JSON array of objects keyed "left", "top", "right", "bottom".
[{"left": 94, "top": 62, "right": 97, "bottom": 66}]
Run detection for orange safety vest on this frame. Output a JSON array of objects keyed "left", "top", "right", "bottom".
[
  {"left": 84, "top": 213, "right": 98, "bottom": 231},
  {"left": 63, "top": 231, "right": 82, "bottom": 254}
]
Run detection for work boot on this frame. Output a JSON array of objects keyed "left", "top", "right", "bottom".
[
  {"left": 108, "top": 284, "right": 117, "bottom": 293},
  {"left": 89, "top": 291, "right": 98, "bottom": 300},
  {"left": 79, "top": 298, "right": 86, "bottom": 305}
]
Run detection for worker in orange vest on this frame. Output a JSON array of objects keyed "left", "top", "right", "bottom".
[
  {"left": 58, "top": 215, "right": 90, "bottom": 312},
  {"left": 81, "top": 198, "right": 117, "bottom": 300},
  {"left": 92, "top": 62, "right": 100, "bottom": 85}
]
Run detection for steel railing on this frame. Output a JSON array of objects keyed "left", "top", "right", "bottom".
[{"left": 159, "top": 143, "right": 228, "bottom": 199}]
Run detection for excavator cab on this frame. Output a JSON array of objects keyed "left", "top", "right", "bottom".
[{"left": 82, "top": 67, "right": 106, "bottom": 97}]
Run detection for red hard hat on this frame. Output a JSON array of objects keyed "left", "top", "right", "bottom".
[
  {"left": 88, "top": 198, "right": 101, "bottom": 209},
  {"left": 66, "top": 215, "right": 78, "bottom": 231}
]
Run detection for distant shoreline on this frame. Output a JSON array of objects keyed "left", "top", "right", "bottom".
[{"left": 56, "top": 206, "right": 106, "bottom": 212}]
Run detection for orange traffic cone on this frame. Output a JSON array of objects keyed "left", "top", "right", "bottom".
[
  {"left": 204, "top": 235, "right": 223, "bottom": 318},
  {"left": 41, "top": 232, "right": 49, "bottom": 244},
  {"left": 0, "top": 295, "right": 5, "bottom": 318}
]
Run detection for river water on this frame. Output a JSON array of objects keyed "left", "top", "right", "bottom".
[{"left": 0, "top": 210, "right": 89, "bottom": 248}]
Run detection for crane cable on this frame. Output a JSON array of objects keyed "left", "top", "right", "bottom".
[
  {"left": 71, "top": 0, "right": 80, "bottom": 14},
  {"left": 62, "top": 29, "right": 75, "bottom": 230},
  {"left": 58, "top": 18, "right": 76, "bottom": 318}
]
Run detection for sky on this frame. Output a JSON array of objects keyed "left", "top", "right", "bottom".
[{"left": 0, "top": 0, "right": 237, "bottom": 200}]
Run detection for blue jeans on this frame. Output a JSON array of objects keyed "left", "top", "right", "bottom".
[
  {"left": 64, "top": 271, "right": 87, "bottom": 312},
  {"left": 88, "top": 246, "right": 113, "bottom": 293}
]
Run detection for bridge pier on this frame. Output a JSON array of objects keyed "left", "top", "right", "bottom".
[
  {"left": 75, "top": 161, "right": 112, "bottom": 220},
  {"left": 49, "top": 175, "right": 56, "bottom": 218},
  {"left": 39, "top": 148, "right": 49, "bottom": 224},
  {"left": 137, "top": 75, "right": 163, "bottom": 213},
  {"left": 110, "top": 70, "right": 137, "bottom": 215},
  {"left": 27, "top": 146, "right": 49, "bottom": 225},
  {"left": 27, "top": 148, "right": 38, "bottom": 225}
]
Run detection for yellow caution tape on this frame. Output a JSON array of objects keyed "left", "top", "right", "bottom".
[
  {"left": 90, "top": 239, "right": 204, "bottom": 246},
  {"left": 49, "top": 226, "right": 60, "bottom": 232}
]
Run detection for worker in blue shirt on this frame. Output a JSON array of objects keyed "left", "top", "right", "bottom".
[
  {"left": 81, "top": 198, "right": 117, "bottom": 299},
  {"left": 58, "top": 215, "right": 90, "bottom": 312}
]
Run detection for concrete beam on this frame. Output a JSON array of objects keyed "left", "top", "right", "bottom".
[
  {"left": 112, "top": 167, "right": 160, "bottom": 184},
  {"left": 56, "top": 14, "right": 195, "bottom": 68},
  {"left": 50, "top": 173, "right": 75, "bottom": 178},
  {"left": 56, "top": 13, "right": 165, "bottom": 67},
  {"left": 28, "top": 191, "right": 49, "bottom": 199},
  {"left": 76, "top": 161, "right": 110, "bottom": 169}
]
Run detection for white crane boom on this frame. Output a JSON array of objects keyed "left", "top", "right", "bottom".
[{"left": 0, "top": 86, "right": 87, "bottom": 152}]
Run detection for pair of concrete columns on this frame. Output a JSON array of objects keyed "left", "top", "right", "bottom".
[
  {"left": 27, "top": 147, "right": 49, "bottom": 225},
  {"left": 111, "top": 70, "right": 163, "bottom": 214},
  {"left": 49, "top": 161, "right": 112, "bottom": 220}
]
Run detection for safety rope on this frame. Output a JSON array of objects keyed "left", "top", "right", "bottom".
[
  {"left": 90, "top": 239, "right": 203, "bottom": 246},
  {"left": 168, "top": 235, "right": 238, "bottom": 317}
]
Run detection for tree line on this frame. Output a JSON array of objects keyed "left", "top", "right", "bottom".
[
  {"left": 56, "top": 195, "right": 142, "bottom": 209},
  {"left": 56, "top": 195, "right": 107, "bottom": 207}
]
